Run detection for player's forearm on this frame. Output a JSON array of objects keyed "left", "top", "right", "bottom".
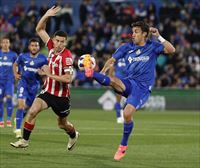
[
  {"left": 13, "top": 63, "right": 18, "bottom": 76},
  {"left": 36, "top": 15, "right": 48, "bottom": 32},
  {"left": 100, "top": 57, "right": 115, "bottom": 74},
  {"left": 162, "top": 40, "right": 176, "bottom": 54},
  {"left": 47, "top": 74, "right": 72, "bottom": 83}
]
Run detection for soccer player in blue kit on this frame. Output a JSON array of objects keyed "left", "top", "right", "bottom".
[
  {"left": 0, "top": 36, "right": 17, "bottom": 127},
  {"left": 83, "top": 21, "right": 175, "bottom": 160},
  {"left": 13, "top": 38, "right": 48, "bottom": 138}
]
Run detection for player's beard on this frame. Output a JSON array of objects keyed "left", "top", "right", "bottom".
[{"left": 31, "top": 50, "right": 39, "bottom": 56}]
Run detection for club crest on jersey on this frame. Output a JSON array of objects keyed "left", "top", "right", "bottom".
[
  {"left": 30, "top": 60, "right": 34, "bottom": 65},
  {"left": 136, "top": 49, "right": 141, "bottom": 55},
  {"left": 66, "top": 58, "right": 72, "bottom": 65}
]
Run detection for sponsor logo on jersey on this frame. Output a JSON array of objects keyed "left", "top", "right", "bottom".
[
  {"left": 0, "top": 62, "right": 13, "bottom": 66},
  {"left": 24, "top": 66, "right": 38, "bottom": 73},
  {"left": 128, "top": 56, "right": 150, "bottom": 63},
  {"left": 128, "top": 50, "right": 134, "bottom": 54}
]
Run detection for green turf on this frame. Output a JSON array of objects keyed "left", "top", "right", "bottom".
[{"left": 0, "top": 109, "right": 199, "bottom": 168}]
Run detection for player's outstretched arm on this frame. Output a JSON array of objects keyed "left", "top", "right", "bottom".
[
  {"left": 150, "top": 27, "right": 176, "bottom": 54},
  {"left": 100, "top": 57, "right": 116, "bottom": 75},
  {"left": 36, "top": 6, "right": 61, "bottom": 44},
  {"left": 40, "top": 65, "right": 73, "bottom": 83}
]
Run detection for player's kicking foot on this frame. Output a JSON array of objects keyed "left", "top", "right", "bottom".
[
  {"left": 83, "top": 55, "right": 93, "bottom": 77},
  {"left": 10, "top": 139, "right": 29, "bottom": 148},
  {"left": 67, "top": 131, "right": 80, "bottom": 151},
  {"left": 114, "top": 145, "right": 128, "bottom": 161}
]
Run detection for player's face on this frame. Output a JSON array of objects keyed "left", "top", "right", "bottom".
[
  {"left": 53, "top": 36, "right": 66, "bottom": 53},
  {"left": 1, "top": 39, "right": 10, "bottom": 51},
  {"left": 28, "top": 42, "right": 40, "bottom": 55},
  {"left": 132, "top": 27, "right": 147, "bottom": 45}
]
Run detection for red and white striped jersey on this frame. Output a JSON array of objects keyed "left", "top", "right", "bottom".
[{"left": 43, "top": 39, "right": 73, "bottom": 97}]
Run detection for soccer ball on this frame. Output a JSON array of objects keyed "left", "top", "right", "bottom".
[{"left": 78, "top": 54, "right": 96, "bottom": 71}]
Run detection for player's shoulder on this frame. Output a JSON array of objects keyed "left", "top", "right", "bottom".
[
  {"left": 147, "top": 39, "right": 163, "bottom": 47},
  {"left": 62, "top": 48, "right": 72, "bottom": 58},
  {"left": 38, "top": 53, "right": 47, "bottom": 59}
]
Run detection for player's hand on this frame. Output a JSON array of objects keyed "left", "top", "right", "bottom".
[
  {"left": 41, "top": 65, "right": 51, "bottom": 75},
  {"left": 45, "top": 6, "right": 61, "bottom": 17},
  {"left": 149, "top": 27, "right": 160, "bottom": 37},
  {"left": 14, "top": 73, "right": 21, "bottom": 80},
  {"left": 37, "top": 69, "right": 46, "bottom": 76}
]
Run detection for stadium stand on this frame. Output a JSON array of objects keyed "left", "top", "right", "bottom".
[{"left": 0, "top": 0, "right": 199, "bottom": 89}]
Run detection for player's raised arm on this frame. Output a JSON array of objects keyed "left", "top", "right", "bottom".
[
  {"left": 150, "top": 27, "right": 176, "bottom": 54},
  {"left": 36, "top": 6, "right": 61, "bottom": 43}
]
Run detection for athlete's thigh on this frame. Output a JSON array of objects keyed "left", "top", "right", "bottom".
[
  {"left": 28, "top": 97, "right": 48, "bottom": 114},
  {"left": 16, "top": 80, "right": 27, "bottom": 100},
  {"left": 0, "top": 83, "right": 5, "bottom": 99},
  {"left": 5, "top": 80, "right": 14, "bottom": 97},
  {"left": 110, "top": 76, "right": 126, "bottom": 93},
  {"left": 26, "top": 84, "right": 39, "bottom": 107},
  {"left": 126, "top": 81, "right": 150, "bottom": 110}
]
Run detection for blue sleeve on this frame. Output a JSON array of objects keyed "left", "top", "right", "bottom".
[
  {"left": 15, "top": 54, "right": 23, "bottom": 64},
  {"left": 153, "top": 41, "right": 164, "bottom": 55},
  {"left": 112, "top": 44, "right": 128, "bottom": 60}
]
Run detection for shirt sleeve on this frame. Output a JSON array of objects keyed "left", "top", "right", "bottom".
[
  {"left": 112, "top": 44, "right": 128, "bottom": 60},
  {"left": 15, "top": 53, "right": 22, "bottom": 64},
  {"left": 153, "top": 41, "right": 164, "bottom": 55},
  {"left": 46, "top": 39, "right": 54, "bottom": 51},
  {"left": 62, "top": 50, "right": 73, "bottom": 68}
]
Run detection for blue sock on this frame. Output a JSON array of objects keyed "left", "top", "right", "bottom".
[
  {"left": 6, "top": 98, "right": 13, "bottom": 121},
  {"left": 0, "top": 100, "right": 3, "bottom": 122},
  {"left": 115, "top": 102, "right": 121, "bottom": 118},
  {"left": 121, "top": 121, "right": 134, "bottom": 146},
  {"left": 93, "top": 72, "right": 111, "bottom": 86},
  {"left": 16, "top": 109, "right": 25, "bottom": 129}
]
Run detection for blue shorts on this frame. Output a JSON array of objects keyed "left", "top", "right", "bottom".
[
  {"left": 118, "top": 78, "right": 150, "bottom": 110},
  {"left": 0, "top": 80, "right": 14, "bottom": 99},
  {"left": 17, "top": 79, "right": 39, "bottom": 107}
]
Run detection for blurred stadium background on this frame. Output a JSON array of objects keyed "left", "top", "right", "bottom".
[{"left": 0, "top": 0, "right": 199, "bottom": 168}]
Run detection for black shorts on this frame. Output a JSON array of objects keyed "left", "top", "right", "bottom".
[{"left": 38, "top": 92, "right": 70, "bottom": 117}]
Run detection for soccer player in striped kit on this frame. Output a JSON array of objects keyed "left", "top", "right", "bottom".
[{"left": 10, "top": 6, "right": 79, "bottom": 150}]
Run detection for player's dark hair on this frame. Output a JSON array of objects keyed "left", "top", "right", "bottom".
[
  {"left": 1, "top": 35, "right": 10, "bottom": 41},
  {"left": 131, "top": 21, "right": 150, "bottom": 37},
  {"left": 28, "top": 38, "right": 40, "bottom": 44},
  {"left": 53, "top": 30, "right": 68, "bottom": 40}
]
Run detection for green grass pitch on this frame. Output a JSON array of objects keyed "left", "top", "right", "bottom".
[{"left": 0, "top": 109, "right": 199, "bottom": 168}]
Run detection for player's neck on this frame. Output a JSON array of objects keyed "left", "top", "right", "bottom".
[
  {"left": 30, "top": 53, "right": 38, "bottom": 58},
  {"left": 2, "top": 49, "right": 9, "bottom": 52},
  {"left": 137, "top": 39, "right": 146, "bottom": 46}
]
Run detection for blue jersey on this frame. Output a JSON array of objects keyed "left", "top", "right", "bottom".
[
  {"left": 113, "top": 40, "right": 164, "bottom": 90},
  {"left": 16, "top": 53, "right": 48, "bottom": 85},
  {"left": 114, "top": 58, "right": 127, "bottom": 78},
  {"left": 0, "top": 50, "right": 17, "bottom": 81}
]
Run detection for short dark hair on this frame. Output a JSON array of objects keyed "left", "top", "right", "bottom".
[
  {"left": 131, "top": 21, "right": 150, "bottom": 37},
  {"left": 28, "top": 38, "right": 40, "bottom": 45},
  {"left": 1, "top": 35, "right": 10, "bottom": 41},
  {"left": 53, "top": 30, "right": 68, "bottom": 39}
]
